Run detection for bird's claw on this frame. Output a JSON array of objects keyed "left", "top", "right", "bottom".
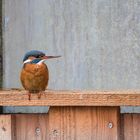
[
  {"left": 28, "top": 93, "right": 31, "bottom": 100},
  {"left": 38, "top": 92, "right": 41, "bottom": 99}
]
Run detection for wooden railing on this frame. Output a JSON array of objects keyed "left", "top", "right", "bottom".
[
  {"left": 0, "top": 90, "right": 140, "bottom": 140},
  {"left": 0, "top": 90, "right": 140, "bottom": 106}
]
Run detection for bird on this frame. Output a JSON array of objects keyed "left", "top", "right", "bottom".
[{"left": 20, "top": 50, "right": 61, "bottom": 100}]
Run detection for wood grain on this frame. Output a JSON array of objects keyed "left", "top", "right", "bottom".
[
  {"left": 122, "top": 114, "right": 140, "bottom": 140},
  {"left": 48, "top": 107, "right": 120, "bottom": 140},
  {"left": 12, "top": 114, "right": 49, "bottom": 140},
  {"left": 12, "top": 107, "right": 120, "bottom": 140},
  {"left": 0, "top": 90, "right": 140, "bottom": 106},
  {"left": 0, "top": 115, "right": 12, "bottom": 140}
]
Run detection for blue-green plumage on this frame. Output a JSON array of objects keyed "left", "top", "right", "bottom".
[
  {"left": 23, "top": 50, "right": 45, "bottom": 62},
  {"left": 21, "top": 50, "right": 61, "bottom": 100},
  {"left": 30, "top": 58, "right": 42, "bottom": 64}
]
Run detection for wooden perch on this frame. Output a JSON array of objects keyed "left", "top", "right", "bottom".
[{"left": 0, "top": 89, "right": 139, "bottom": 106}]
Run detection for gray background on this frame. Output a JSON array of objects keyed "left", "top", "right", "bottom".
[{"left": 3, "top": 0, "right": 140, "bottom": 113}]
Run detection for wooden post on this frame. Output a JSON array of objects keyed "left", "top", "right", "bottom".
[
  {"left": 0, "top": 115, "right": 12, "bottom": 140},
  {"left": 122, "top": 114, "right": 140, "bottom": 140}
]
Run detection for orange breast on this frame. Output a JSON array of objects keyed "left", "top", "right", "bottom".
[{"left": 20, "top": 63, "right": 49, "bottom": 92}]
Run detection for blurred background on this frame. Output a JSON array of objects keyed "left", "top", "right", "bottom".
[{"left": 1, "top": 0, "right": 140, "bottom": 113}]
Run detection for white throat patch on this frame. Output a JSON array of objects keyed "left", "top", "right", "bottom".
[
  {"left": 37, "top": 59, "right": 46, "bottom": 65},
  {"left": 23, "top": 59, "right": 32, "bottom": 64}
]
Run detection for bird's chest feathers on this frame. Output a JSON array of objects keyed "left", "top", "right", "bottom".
[{"left": 24, "top": 63, "right": 48, "bottom": 75}]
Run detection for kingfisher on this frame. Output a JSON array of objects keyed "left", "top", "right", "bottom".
[{"left": 20, "top": 50, "right": 61, "bottom": 100}]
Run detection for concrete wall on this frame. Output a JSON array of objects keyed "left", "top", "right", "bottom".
[{"left": 3, "top": 0, "right": 140, "bottom": 113}]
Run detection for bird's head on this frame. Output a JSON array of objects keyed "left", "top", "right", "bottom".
[{"left": 23, "top": 50, "right": 61, "bottom": 64}]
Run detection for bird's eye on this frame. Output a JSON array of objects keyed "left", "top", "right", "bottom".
[
  {"left": 36, "top": 54, "right": 44, "bottom": 58},
  {"left": 36, "top": 55, "right": 41, "bottom": 58}
]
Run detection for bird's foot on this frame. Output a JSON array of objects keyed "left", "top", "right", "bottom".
[
  {"left": 38, "top": 92, "right": 42, "bottom": 99},
  {"left": 28, "top": 92, "right": 31, "bottom": 100}
]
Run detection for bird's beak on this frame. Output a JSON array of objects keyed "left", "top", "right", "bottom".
[{"left": 43, "top": 55, "right": 61, "bottom": 59}]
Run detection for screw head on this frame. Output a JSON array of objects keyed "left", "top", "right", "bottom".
[
  {"left": 35, "top": 127, "right": 41, "bottom": 136},
  {"left": 108, "top": 122, "right": 113, "bottom": 129}
]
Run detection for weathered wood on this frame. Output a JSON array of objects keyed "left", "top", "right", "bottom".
[
  {"left": 0, "top": 90, "right": 140, "bottom": 106},
  {"left": 0, "top": 115, "right": 12, "bottom": 140},
  {"left": 0, "top": 107, "right": 119, "bottom": 140},
  {"left": 2, "top": 110, "right": 140, "bottom": 140},
  {"left": 12, "top": 114, "right": 49, "bottom": 140},
  {"left": 122, "top": 114, "right": 140, "bottom": 140},
  {"left": 49, "top": 107, "right": 120, "bottom": 140}
]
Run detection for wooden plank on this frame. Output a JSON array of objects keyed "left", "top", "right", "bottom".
[
  {"left": 48, "top": 107, "right": 62, "bottom": 140},
  {"left": 0, "top": 90, "right": 139, "bottom": 106},
  {"left": 0, "top": 107, "right": 120, "bottom": 140},
  {"left": 96, "top": 107, "right": 120, "bottom": 140},
  {"left": 13, "top": 114, "right": 49, "bottom": 140},
  {"left": 49, "top": 107, "right": 120, "bottom": 140},
  {"left": 122, "top": 114, "right": 140, "bottom": 140},
  {"left": 0, "top": 115, "right": 12, "bottom": 140}
]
